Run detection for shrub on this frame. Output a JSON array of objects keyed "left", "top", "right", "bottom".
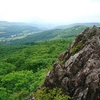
[
  {"left": 70, "top": 42, "right": 83, "bottom": 55},
  {"left": 33, "top": 87, "right": 71, "bottom": 100}
]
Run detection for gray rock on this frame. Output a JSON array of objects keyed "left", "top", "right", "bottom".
[{"left": 43, "top": 26, "right": 100, "bottom": 100}]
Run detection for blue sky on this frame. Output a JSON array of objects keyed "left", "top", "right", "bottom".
[{"left": 0, "top": 0, "right": 100, "bottom": 25}]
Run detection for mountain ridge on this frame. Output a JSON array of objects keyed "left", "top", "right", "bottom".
[
  {"left": 7, "top": 25, "right": 86, "bottom": 44},
  {"left": 56, "top": 22, "right": 100, "bottom": 29}
]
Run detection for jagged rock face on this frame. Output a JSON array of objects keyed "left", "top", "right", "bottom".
[{"left": 43, "top": 26, "right": 100, "bottom": 100}]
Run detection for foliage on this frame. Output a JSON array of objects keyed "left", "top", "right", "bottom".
[
  {"left": 0, "top": 87, "right": 10, "bottom": 100},
  {"left": 0, "top": 39, "right": 73, "bottom": 72},
  {"left": 0, "top": 69, "right": 47, "bottom": 100},
  {"left": 0, "top": 62, "right": 16, "bottom": 75},
  {"left": 33, "top": 87, "right": 71, "bottom": 100},
  {"left": 70, "top": 42, "right": 83, "bottom": 55},
  {"left": 9, "top": 90, "right": 29, "bottom": 100},
  {"left": 0, "top": 39, "right": 73, "bottom": 99}
]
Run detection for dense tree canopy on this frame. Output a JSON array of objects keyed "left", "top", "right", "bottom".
[{"left": 0, "top": 38, "right": 73, "bottom": 100}]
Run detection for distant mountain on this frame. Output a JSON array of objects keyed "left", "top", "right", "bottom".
[
  {"left": 9, "top": 25, "right": 87, "bottom": 44},
  {"left": 0, "top": 25, "right": 41, "bottom": 38},
  {"left": 29, "top": 23, "right": 58, "bottom": 30},
  {"left": 0, "top": 21, "right": 57, "bottom": 30},
  {"left": 0, "top": 21, "right": 28, "bottom": 26},
  {"left": 56, "top": 22, "right": 100, "bottom": 29},
  {"left": 1, "top": 21, "right": 100, "bottom": 44},
  {"left": 0, "top": 21, "right": 43, "bottom": 39}
]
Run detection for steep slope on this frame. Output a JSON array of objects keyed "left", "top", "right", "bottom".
[{"left": 43, "top": 26, "right": 100, "bottom": 100}]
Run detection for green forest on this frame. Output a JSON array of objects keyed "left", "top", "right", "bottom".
[
  {"left": 0, "top": 24, "right": 89, "bottom": 100},
  {"left": 0, "top": 25, "right": 86, "bottom": 44},
  {"left": 0, "top": 38, "right": 73, "bottom": 100},
  {"left": 8, "top": 25, "right": 87, "bottom": 44}
]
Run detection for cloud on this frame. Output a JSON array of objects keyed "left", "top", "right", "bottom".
[{"left": 0, "top": 0, "right": 100, "bottom": 24}]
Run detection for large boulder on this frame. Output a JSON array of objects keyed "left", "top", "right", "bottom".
[{"left": 43, "top": 26, "right": 100, "bottom": 100}]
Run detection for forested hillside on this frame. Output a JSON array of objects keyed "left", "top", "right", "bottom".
[
  {"left": 0, "top": 38, "right": 73, "bottom": 100},
  {"left": 0, "top": 22, "right": 97, "bottom": 100},
  {"left": 7, "top": 25, "right": 86, "bottom": 44},
  {"left": 0, "top": 21, "right": 42, "bottom": 42},
  {"left": 0, "top": 22, "right": 95, "bottom": 45},
  {"left": 0, "top": 26, "right": 41, "bottom": 38}
]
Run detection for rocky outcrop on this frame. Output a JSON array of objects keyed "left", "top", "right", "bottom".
[{"left": 43, "top": 26, "right": 100, "bottom": 100}]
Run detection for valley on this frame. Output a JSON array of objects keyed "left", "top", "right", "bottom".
[{"left": 0, "top": 21, "right": 100, "bottom": 100}]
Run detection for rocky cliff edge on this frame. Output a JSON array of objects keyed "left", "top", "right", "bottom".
[{"left": 43, "top": 26, "right": 100, "bottom": 100}]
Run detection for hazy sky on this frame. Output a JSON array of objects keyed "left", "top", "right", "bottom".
[{"left": 0, "top": 0, "right": 100, "bottom": 24}]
